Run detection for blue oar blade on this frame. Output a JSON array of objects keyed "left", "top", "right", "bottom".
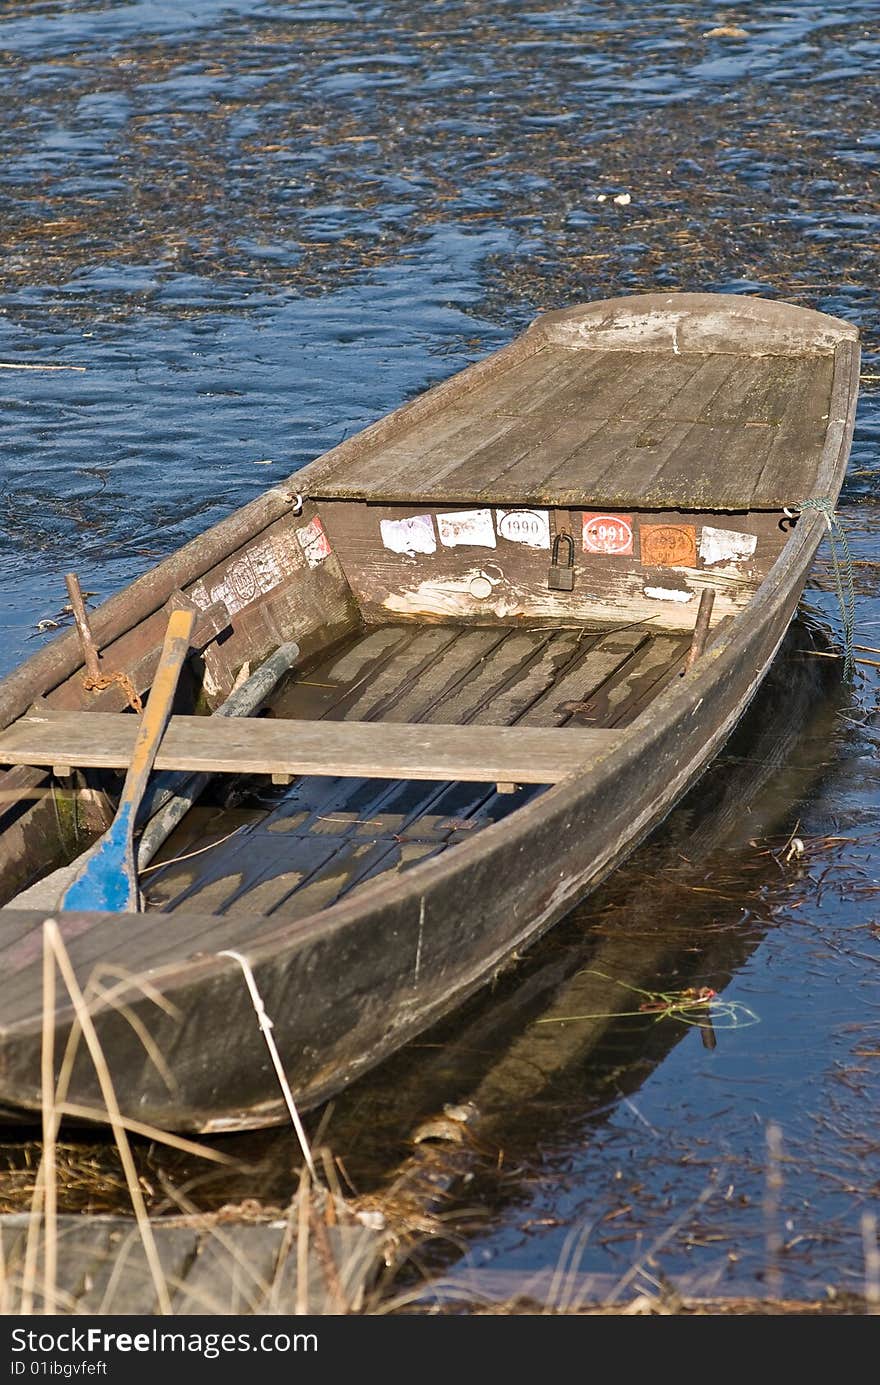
[{"left": 60, "top": 804, "right": 138, "bottom": 913}]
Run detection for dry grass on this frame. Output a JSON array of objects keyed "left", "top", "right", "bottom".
[
  {"left": 3, "top": 920, "right": 876, "bottom": 1318},
  {"left": 0, "top": 920, "right": 390, "bottom": 1316}
]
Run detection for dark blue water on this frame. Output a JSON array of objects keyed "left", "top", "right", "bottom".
[{"left": 0, "top": 0, "right": 878, "bottom": 1309}]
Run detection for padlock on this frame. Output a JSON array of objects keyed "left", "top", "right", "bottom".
[{"left": 548, "top": 531, "right": 575, "bottom": 591}]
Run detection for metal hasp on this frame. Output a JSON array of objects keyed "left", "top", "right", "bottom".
[{"left": 548, "top": 530, "right": 575, "bottom": 591}]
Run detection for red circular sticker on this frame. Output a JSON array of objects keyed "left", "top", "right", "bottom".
[{"left": 582, "top": 513, "right": 633, "bottom": 556}]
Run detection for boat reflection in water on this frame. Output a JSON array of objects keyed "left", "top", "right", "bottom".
[{"left": 311, "top": 614, "right": 846, "bottom": 1306}]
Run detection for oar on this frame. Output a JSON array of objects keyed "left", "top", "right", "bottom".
[
  {"left": 11, "top": 639, "right": 302, "bottom": 911},
  {"left": 60, "top": 608, "right": 195, "bottom": 913}
]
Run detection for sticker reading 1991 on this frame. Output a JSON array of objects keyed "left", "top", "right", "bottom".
[{"left": 582, "top": 513, "right": 634, "bottom": 556}]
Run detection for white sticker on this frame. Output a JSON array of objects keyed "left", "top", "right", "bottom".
[
  {"left": 248, "top": 536, "right": 285, "bottom": 594},
  {"left": 226, "top": 554, "right": 259, "bottom": 608},
  {"left": 380, "top": 513, "right": 436, "bottom": 556},
  {"left": 188, "top": 526, "right": 305, "bottom": 621},
  {"left": 268, "top": 526, "right": 305, "bottom": 575},
  {"left": 699, "top": 525, "right": 758, "bottom": 567},
  {"left": 495, "top": 508, "right": 551, "bottom": 549},
  {"left": 188, "top": 582, "right": 213, "bottom": 611},
  {"left": 297, "top": 516, "right": 332, "bottom": 568},
  {"left": 198, "top": 565, "right": 253, "bottom": 617},
  {"left": 643, "top": 585, "right": 695, "bottom": 603},
  {"left": 437, "top": 509, "right": 496, "bottom": 549}
]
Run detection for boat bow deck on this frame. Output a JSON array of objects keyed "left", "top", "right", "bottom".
[{"left": 301, "top": 294, "right": 858, "bottom": 512}]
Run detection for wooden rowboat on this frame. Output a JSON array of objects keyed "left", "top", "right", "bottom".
[{"left": 0, "top": 291, "right": 859, "bottom": 1133}]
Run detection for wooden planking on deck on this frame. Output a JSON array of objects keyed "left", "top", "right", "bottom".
[
  {"left": 417, "top": 351, "right": 627, "bottom": 500},
  {"left": 355, "top": 626, "right": 510, "bottom": 724},
  {"left": 518, "top": 629, "right": 647, "bottom": 726},
  {"left": 0, "top": 710, "right": 621, "bottom": 783},
  {"left": 144, "top": 625, "right": 688, "bottom": 918},
  {"left": 308, "top": 346, "right": 837, "bottom": 509}
]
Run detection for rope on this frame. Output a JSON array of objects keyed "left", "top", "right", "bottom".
[
  {"left": 83, "top": 669, "right": 143, "bottom": 713},
  {"left": 785, "top": 497, "right": 856, "bottom": 680}
]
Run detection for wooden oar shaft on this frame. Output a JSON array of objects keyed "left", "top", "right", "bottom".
[
  {"left": 60, "top": 608, "right": 195, "bottom": 913},
  {"left": 9, "top": 639, "right": 300, "bottom": 910},
  {"left": 119, "top": 608, "right": 195, "bottom": 816}
]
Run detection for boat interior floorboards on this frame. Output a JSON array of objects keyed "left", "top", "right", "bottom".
[{"left": 143, "top": 623, "right": 690, "bottom": 918}]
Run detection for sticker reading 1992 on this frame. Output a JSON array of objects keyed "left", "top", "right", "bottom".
[
  {"left": 640, "top": 523, "right": 697, "bottom": 569},
  {"left": 582, "top": 513, "right": 634, "bottom": 556}
]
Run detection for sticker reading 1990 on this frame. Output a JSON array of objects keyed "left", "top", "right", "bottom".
[
  {"left": 582, "top": 513, "right": 634, "bottom": 556},
  {"left": 496, "top": 508, "right": 550, "bottom": 549}
]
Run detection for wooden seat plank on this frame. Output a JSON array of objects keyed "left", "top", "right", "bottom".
[{"left": 0, "top": 710, "right": 621, "bottom": 784}]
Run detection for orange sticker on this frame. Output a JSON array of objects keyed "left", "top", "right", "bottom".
[
  {"left": 640, "top": 524, "right": 697, "bottom": 568},
  {"left": 583, "top": 512, "right": 634, "bottom": 556}
]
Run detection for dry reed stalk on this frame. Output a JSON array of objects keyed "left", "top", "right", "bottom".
[
  {"left": 50, "top": 965, "right": 177, "bottom": 1127},
  {"left": 147, "top": 1175, "right": 277, "bottom": 1314},
  {"left": 41, "top": 931, "right": 57, "bottom": 1315},
  {"left": 764, "top": 1122, "right": 784, "bottom": 1300},
  {"left": 799, "top": 649, "right": 880, "bottom": 669},
  {"left": 89, "top": 978, "right": 179, "bottom": 1096},
  {"left": 0, "top": 363, "right": 86, "bottom": 372},
  {"left": 0, "top": 1223, "right": 9, "bottom": 1316},
  {"left": 19, "top": 924, "right": 61, "bottom": 1315},
  {"left": 43, "top": 919, "right": 173, "bottom": 1316},
  {"left": 603, "top": 1181, "right": 717, "bottom": 1310},
  {"left": 13, "top": 953, "right": 235, "bottom": 1312},
  {"left": 320, "top": 1147, "right": 343, "bottom": 1225},
  {"left": 862, "top": 1212, "right": 880, "bottom": 1314},
  {"left": 308, "top": 1204, "right": 346, "bottom": 1313},
  {"left": 217, "top": 949, "right": 318, "bottom": 1180},
  {"left": 51, "top": 1102, "right": 237, "bottom": 1164},
  {"left": 95, "top": 1223, "right": 173, "bottom": 1318},
  {"left": 296, "top": 1165, "right": 310, "bottom": 1315},
  {"left": 545, "top": 1218, "right": 596, "bottom": 1315},
  {"left": 269, "top": 1204, "right": 298, "bottom": 1315},
  {"left": 559, "top": 1221, "right": 604, "bottom": 1314},
  {"left": 47, "top": 961, "right": 234, "bottom": 1150}
]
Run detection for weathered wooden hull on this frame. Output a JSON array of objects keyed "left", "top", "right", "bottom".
[
  {"left": 0, "top": 292, "right": 860, "bottom": 1132},
  {"left": 0, "top": 505, "right": 839, "bottom": 1131}
]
